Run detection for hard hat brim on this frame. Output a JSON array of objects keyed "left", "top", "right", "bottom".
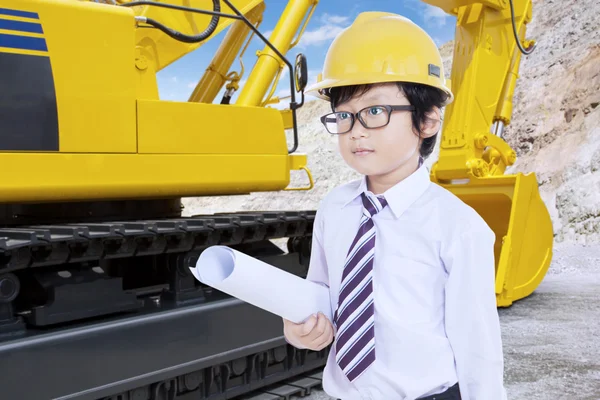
[{"left": 305, "top": 73, "right": 453, "bottom": 106}]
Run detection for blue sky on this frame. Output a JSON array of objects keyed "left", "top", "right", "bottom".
[{"left": 156, "top": 0, "right": 456, "bottom": 107}]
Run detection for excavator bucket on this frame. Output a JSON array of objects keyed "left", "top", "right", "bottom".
[{"left": 439, "top": 172, "right": 554, "bottom": 307}]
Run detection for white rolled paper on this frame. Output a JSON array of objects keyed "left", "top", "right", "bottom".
[{"left": 189, "top": 245, "right": 332, "bottom": 324}]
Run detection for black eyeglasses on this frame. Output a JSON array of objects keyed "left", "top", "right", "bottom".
[{"left": 320, "top": 104, "right": 415, "bottom": 135}]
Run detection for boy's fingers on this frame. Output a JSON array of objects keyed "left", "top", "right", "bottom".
[
  {"left": 301, "top": 314, "right": 318, "bottom": 336},
  {"left": 316, "top": 336, "right": 331, "bottom": 350},
  {"left": 313, "top": 322, "right": 333, "bottom": 350},
  {"left": 306, "top": 319, "right": 323, "bottom": 343},
  {"left": 315, "top": 313, "right": 328, "bottom": 335},
  {"left": 309, "top": 315, "right": 332, "bottom": 347}
]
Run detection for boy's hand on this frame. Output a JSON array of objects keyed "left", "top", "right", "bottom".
[{"left": 283, "top": 312, "right": 334, "bottom": 351}]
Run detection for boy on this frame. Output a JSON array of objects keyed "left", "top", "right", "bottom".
[{"left": 282, "top": 12, "right": 506, "bottom": 400}]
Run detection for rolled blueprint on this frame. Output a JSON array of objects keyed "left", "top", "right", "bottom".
[{"left": 189, "top": 245, "right": 332, "bottom": 324}]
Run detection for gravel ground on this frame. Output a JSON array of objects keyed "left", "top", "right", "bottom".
[{"left": 294, "top": 242, "right": 600, "bottom": 400}]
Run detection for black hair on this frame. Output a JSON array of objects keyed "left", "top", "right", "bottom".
[{"left": 325, "top": 82, "right": 448, "bottom": 158}]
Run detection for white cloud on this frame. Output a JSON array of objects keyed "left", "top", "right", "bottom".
[
  {"left": 307, "top": 69, "right": 321, "bottom": 85},
  {"left": 294, "top": 13, "right": 349, "bottom": 48},
  {"left": 280, "top": 68, "right": 288, "bottom": 81},
  {"left": 423, "top": 4, "right": 448, "bottom": 26},
  {"left": 320, "top": 13, "right": 349, "bottom": 25},
  {"left": 298, "top": 24, "right": 345, "bottom": 47},
  {"left": 277, "top": 88, "right": 291, "bottom": 99},
  {"left": 258, "top": 14, "right": 349, "bottom": 49},
  {"left": 404, "top": 0, "right": 423, "bottom": 13}
]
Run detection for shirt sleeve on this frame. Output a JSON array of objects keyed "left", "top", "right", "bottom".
[
  {"left": 443, "top": 226, "right": 507, "bottom": 400},
  {"left": 283, "top": 202, "right": 331, "bottom": 349},
  {"left": 305, "top": 203, "right": 330, "bottom": 289}
]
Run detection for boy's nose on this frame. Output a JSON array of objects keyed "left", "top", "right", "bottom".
[{"left": 349, "top": 122, "right": 369, "bottom": 140}]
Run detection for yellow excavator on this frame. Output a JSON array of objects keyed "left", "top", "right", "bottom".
[{"left": 0, "top": 0, "right": 552, "bottom": 398}]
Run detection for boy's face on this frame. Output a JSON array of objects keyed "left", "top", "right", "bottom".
[{"left": 333, "top": 83, "right": 438, "bottom": 184}]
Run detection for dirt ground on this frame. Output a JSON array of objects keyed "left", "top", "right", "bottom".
[{"left": 299, "top": 242, "right": 600, "bottom": 400}]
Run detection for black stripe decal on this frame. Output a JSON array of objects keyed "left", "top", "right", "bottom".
[
  {"left": 0, "top": 33, "right": 47, "bottom": 52},
  {"left": 0, "top": 18, "right": 43, "bottom": 34},
  {"left": 0, "top": 7, "right": 39, "bottom": 20},
  {"left": 0, "top": 52, "right": 59, "bottom": 151}
]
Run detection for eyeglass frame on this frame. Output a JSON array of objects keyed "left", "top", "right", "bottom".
[{"left": 320, "top": 104, "right": 416, "bottom": 135}]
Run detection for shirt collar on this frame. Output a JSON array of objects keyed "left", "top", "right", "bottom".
[{"left": 342, "top": 158, "right": 431, "bottom": 219}]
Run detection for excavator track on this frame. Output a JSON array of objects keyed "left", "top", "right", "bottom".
[
  {"left": 208, "top": 369, "right": 325, "bottom": 400},
  {"left": 0, "top": 210, "right": 329, "bottom": 400}
]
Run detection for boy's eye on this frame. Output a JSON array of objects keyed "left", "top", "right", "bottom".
[
  {"left": 367, "top": 107, "right": 384, "bottom": 116},
  {"left": 337, "top": 112, "right": 351, "bottom": 120}
]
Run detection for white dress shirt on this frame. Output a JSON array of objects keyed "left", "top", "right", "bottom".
[{"left": 305, "top": 162, "right": 506, "bottom": 400}]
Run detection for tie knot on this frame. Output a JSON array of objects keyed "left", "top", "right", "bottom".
[{"left": 361, "top": 192, "right": 387, "bottom": 218}]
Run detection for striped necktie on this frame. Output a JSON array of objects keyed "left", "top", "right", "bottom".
[{"left": 333, "top": 192, "right": 387, "bottom": 382}]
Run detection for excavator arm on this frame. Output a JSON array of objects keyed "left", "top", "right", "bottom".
[
  {"left": 423, "top": 0, "right": 553, "bottom": 306},
  {"left": 424, "top": 0, "right": 533, "bottom": 180}
]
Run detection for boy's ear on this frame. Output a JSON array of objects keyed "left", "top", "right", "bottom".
[{"left": 420, "top": 107, "right": 442, "bottom": 138}]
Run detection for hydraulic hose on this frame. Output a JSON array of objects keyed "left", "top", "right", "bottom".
[
  {"left": 122, "top": 0, "right": 221, "bottom": 43},
  {"left": 508, "top": 0, "right": 536, "bottom": 55}
]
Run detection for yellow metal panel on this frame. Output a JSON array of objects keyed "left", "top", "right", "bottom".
[
  {"left": 0, "top": 46, "right": 47, "bottom": 57},
  {"left": 284, "top": 154, "right": 314, "bottom": 191},
  {"left": 287, "top": 153, "right": 307, "bottom": 170},
  {"left": 0, "top": 13, "right": 38, "bottom": 23},
  {"left": 279, "top": 109, "right": 293, "bottom": 129},
  {"left": 422, "top": 0, "right": 505, "bottom": 14},
  {"left": 0, "top": 153, "right": 289, "bottom": 202},
  {"left": 137, "top": 100, "right": 287, "bottom": 155},
  {"left": 24, "top": 0, "right": 138, "bottom": 153},
  {"left": 134, "top": 0, "right": 264, "bottom": 71},
  {"left": 135, "top": 46, "right": 160, "bottom": 101},
  {"left": 0, "top": 28, "right": 43, "bottom": 38}
]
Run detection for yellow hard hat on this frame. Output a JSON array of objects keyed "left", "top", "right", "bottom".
[{"left": 305, "top": 12, "right": 453, "bottom": 105}]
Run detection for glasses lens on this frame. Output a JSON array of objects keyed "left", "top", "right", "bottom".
[
  {"left": 360, "top": 106, "right": 389, "bottom": 128},
  {"left": 323, "top": 112, "right": 353, "bottom": 134}
]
